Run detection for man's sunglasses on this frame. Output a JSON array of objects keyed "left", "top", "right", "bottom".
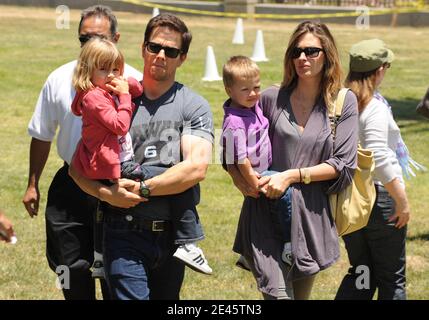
[
  {"left": 291, "top": 47, "right": 324, "bottom": 59},
  {"left": 79, "top": 33, "right": 107, "bottom": 45},
  {"left": 145, "top": 42, "right": 182, "bottom": 59}
]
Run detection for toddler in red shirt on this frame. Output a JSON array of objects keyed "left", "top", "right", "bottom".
[{"left": 71, "top": 37, "right": 143, "bottom": 279}]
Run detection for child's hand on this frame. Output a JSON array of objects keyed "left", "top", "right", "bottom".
[
  {"left": 128, "top": 77, "right": 144, "bottom": 98},
  {"left": 107, "top": 76, "right": 129, "bottom": 95}
]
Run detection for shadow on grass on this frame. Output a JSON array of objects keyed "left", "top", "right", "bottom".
[
  {"left": 388, "top": 97, "right": 425, "bottom": 121},
  {"left": 408, "top": 233, "right": 429, "bottom": 242}
]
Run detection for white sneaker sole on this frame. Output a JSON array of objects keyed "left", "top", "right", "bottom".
[{"left": 173, "top": 251, "right": 212, "bottom": 275}]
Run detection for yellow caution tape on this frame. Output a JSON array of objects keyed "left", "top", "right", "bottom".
[
  {"left": 396, "top": 0, "right": 426, "bottom": 7},
  {"left": 121, "top": 0, "right": 427, "bottom": 20}
]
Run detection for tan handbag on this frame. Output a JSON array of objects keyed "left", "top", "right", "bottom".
[{"left": 329, "top": 89, "right": 376, "bottom": 236}]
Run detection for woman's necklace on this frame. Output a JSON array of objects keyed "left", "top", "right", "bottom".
[{"left": 291, "top": 95, "right": 314, "bottom": 117}]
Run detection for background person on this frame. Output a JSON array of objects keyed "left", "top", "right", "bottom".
[{"left": 336, "top": 39, "right": 410, "bottom": 300}]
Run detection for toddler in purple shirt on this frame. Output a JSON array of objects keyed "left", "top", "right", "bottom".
[{"left": 220, "top": 56, "right": 292, "bottom": 267}]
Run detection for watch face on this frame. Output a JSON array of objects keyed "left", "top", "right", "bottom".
[
  {"left": 141, "top": 189, "right": 150, "bottom": 197},
  {"left": 140, "top": 182, "right": 150, "bottom": 198}
]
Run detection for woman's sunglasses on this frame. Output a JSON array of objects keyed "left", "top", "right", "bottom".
[
  {"left": 291, "top": 47, "right": 324, "bottom": 59},
  {"left": 145, "top": 42, "right": 182, "bottom": 59}
]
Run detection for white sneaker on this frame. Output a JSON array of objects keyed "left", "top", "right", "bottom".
[
  {"left": 173, "top": 243, "right": 212, "bottom": 275},
  {"left": 282, "top": 242, "right": 292, "bottom": 265}
]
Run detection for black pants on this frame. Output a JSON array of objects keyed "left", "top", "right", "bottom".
[
  {"left": 335, "top": 185, "right": 407, "bottom": 300},
  {"left": 45, "top": 163, "right": 110, "bottom": 300}
]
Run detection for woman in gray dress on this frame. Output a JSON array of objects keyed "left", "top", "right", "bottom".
[{"left": 227, "top": 21, "right": 359, "bottom": 299}]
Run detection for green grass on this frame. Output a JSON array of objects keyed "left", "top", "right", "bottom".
[{"left": 0, "top": 5, "right": 428, "bottom": 300}]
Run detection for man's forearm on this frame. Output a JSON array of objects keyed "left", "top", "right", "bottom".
[
  {"left": 27, "top": 138, "right": 51, "bottom": 187},
  {"left": 69, "top": 163, "right": 145, "bottom": 208},
  {"left": 145, "top": 160, "right": 208, "bottom": 196},
  {"left": 144, "top": 136, "right": 212, "bottom": 196},
  {"left": 68, "top": 164, "right": 108, "bottom": 200}
]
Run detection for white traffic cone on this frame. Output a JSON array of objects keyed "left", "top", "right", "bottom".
[
  {"left": 251, "top": 30, "right": 268, "bottom": 62},
  {"left": 202, "top": 46, "right": 222, "bottom": 82},
  {"left": 152, "top": 7, "right": 160, "bottom": 17},
  {"left": 232, "top": 18, "right": 244, "bottom": 45}
]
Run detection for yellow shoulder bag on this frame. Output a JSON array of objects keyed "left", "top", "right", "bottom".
[{"left": 329, "top": 88, "right": 376, "bottom": 236}]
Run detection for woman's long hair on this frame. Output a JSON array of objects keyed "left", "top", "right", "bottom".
[
  {"left": 282, "top": 21, "right": 342, "bottom": 110},
  {"left": 345, "top": 70, "right": 377, "bottom": 113}
]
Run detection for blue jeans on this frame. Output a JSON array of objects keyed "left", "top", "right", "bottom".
[
  {"left": 263, "top": 170, "right": 292, "bottom": 243},
  {"left": 335, "top": 184, "right": 407, "bottom": 300},
  {"left": 103, "top": 211, "right": 185, "bottom": 300}
]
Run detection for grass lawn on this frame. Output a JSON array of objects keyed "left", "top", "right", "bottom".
[{"left": 0, "top": 5, "right": 428, "bottom": 300}]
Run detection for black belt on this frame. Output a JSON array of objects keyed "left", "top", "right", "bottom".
[{"left": 104, "top": 213, "right": 170, "bottom": 232}]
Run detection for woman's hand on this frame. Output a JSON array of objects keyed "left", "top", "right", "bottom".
[
  {"left": 384, "top": 178, "right": 410, "bottom": 229},
  {"left": 388, "top": 199, "right": 410, "bottom": 229},
  {"left": 260, "top": 171, "right": 291, "bottom": 199}
]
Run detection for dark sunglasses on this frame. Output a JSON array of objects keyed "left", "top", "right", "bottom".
[
  {"left": 79, "top": 33, "right": 107, "bottom": 45},
  {"left": 145, "top": 42, "right": 182, "bottom": 58},
  {"left": 291, "top": 47, "right": 324, "bottom": 59}
]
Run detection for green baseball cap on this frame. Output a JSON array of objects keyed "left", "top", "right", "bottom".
[{"left": 349, "top": 39, "right": 394, "bottom": 73}]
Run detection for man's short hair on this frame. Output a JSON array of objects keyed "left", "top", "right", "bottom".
[
  {"left": 144, "top": 13, "right": 192, "bottom": 55},
  {"left": 223, "top": 56, "right": 260, "bottom": 88},
  {"left": 78, "top": 5, "right": 118, "bottom": 38}
]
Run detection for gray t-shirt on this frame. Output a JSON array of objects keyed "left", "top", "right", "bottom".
[{"left": 124, "top": 82, "right": 214, "bottom": 220}]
